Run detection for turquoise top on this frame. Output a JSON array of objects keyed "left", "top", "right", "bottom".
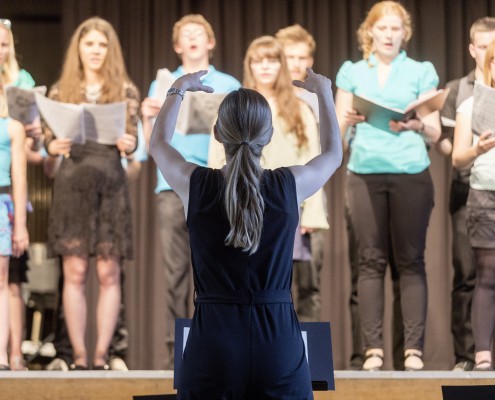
[
  {"left": 0, "top": 118, "right": 11, "bottom": 186},
  {"left": 336, "top": 51, "right": 439, "bottom": 174},
  {"left": 148, "top": 65, "right": 241, "bottom": 193},
  {"left": 13, "top": 69, "right": 35, "bottom": 89}
]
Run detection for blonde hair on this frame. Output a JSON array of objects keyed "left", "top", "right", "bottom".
[
  {"left": 470, "top": 17, "right": 495, "bottom": 43},
  {"left": 216, "top": 88, "right": 273, "bottom": 254},
  {"left": 172, "top": 14, "right": 216, "bottom": 58},
  {"left": 0, "top": 22, "right": 20, "bottom": 86},
  {"left": 56, "top": 17, "right": 130, "bottom": 104},
  {"left": 243, "top": 36, "right": 307, "bottom": 148},
  {"left": 0, "top": 76, "right": 7, "bottom": 117},
  {"left": 483, "top": 39, "right": 495, "bottom": 87},
  {"left": 357, "top": 1, "right": 412, "bottom": 60},
  {"left": 275, "top": 24, "right": 316, "bottom": 56}
]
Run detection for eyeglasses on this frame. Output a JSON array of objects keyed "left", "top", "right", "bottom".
[
  {"left": 0, "top": 19, "right": 11, "bottom": 29},
  {"left": 181, "top": 29, "right": 204, "bottom": 38}
]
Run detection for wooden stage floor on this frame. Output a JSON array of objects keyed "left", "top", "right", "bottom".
[{"left": 1, "top": 370, "right": 495, "bottom": 400}]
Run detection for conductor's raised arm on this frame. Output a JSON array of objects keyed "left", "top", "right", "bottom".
[
  {"left": 149, "top": 70, "right": 214, "bottom": 207},
  {"left": 289, "top": 68, "right": 343, "bottom": 206}
]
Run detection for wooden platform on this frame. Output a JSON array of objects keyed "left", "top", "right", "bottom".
[{"left": 1, "top": 370, "right": 495, "bottom": 400}]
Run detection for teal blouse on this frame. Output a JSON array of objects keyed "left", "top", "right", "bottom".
[
  {"left": 13, "top": 69, "right": 35, "bottom": 88},
  {"left": 336, "top": 51, "right": 439, "bottom": 174}
]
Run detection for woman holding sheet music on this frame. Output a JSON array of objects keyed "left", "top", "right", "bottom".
[
  {"left": 452, "top": 39, "right": 495, "bottom": 371},
  {"left": 0, "top": 74, "right": 29, "bottom": 371},
  {"left": 43, "top": 17, "right": 139, "bottom": 370},
  {"left": 335, "top": 1, "right": 441, "bottom": 371},
  {"left": 1, "top": 17, "right": 39, "bottom": 371}
]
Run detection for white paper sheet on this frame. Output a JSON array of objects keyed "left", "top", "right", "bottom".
[{"left": 35, "top": 92, "right": 126, "bottom": 145}]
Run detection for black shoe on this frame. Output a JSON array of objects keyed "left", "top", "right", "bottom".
[
  {"left": 69, "top": 363, "right": 89, "bottom": 371},
  {"left": 0, "top": 365, "right": 10, "bottom": 371},
  {"left": 452, "top": 361, "right": 474, "bottom": 371},
  {"left": 92, "top": 364, "right": 110, "bottom": 370}
]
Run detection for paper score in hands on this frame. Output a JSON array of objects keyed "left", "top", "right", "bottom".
[
  {"left": 6, "top": 86, "right": 47, "bottom": 125},
  {"left": 472, "top": 82, "right": 495, "bottom": 137},
  {"left": 154, "top": 68, "right": 225, "bottom": 135},
  {"left": 35, "top": 92, "right": 126, "bottom": 145},
  {"left": 352, "top": 88, "right": 450, "bottom": 132}
]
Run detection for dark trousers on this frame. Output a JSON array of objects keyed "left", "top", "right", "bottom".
[
  {"left": 346, "top": 203, "right": 404, "bottom": 369},
  {"left": 293, "top": 230, "right": 324, "bottom": 322},
  {"left": 53, "top": 262, "right": 128, "bottom": 364},
  {"left": 450, "top": 182, "right": 476, "bottom": 364},
  {"left": 157, "top": 191, "right": 192, "bottom": 370},
  {"left": 348, "top": 170, "right": 433, "bottom": 351}
]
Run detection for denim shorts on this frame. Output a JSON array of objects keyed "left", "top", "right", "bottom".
[{"left": 0, "top": 194, "right": 14, "bottom": 256}]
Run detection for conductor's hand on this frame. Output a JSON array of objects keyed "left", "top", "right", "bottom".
[
  {"left": 292, "top": 68, "right": 331, "bottom": 95},
  {"left": 171, "top": 70, "right": 215, "bottom": 94}
]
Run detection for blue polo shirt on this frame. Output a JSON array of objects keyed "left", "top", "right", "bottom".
[
  {"left": 148, "top": 65, "right": 241, "bottom": 193},
  {"left": 336, "top": 51, "right": 439, "bottom": 174}
]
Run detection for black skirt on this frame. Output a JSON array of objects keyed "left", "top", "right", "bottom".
[{"left": 48, "top": 141, "right": 133, "bottom": 260}]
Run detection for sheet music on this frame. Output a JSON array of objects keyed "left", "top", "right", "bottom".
[
  {"left": 83, "top": 102, "right": 126, "bottom": 144},
  {"left": 472, "top": 82, "right": 495, "bottom": 136},
  {"left": 153, "top": 68, "right": 226, "bottom": 135},
  {"left": 177, "top": 92, "right": 226, "bottom": 134},
  {"left": 6, "top": 86, "right": 47, "bottom": 124},
  {"left": 353, "top": 89, "right": 449, "bottom": 132},
  {"left": 35, "top": 93, "right": 126, "bottom": 144},
  {"left": 154, "top": 68, "right": 176, "bottom": 102}
]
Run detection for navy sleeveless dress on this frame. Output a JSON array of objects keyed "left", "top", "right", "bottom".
[{"left": 177, "top": 166, "right": 313, "bottom": 400}]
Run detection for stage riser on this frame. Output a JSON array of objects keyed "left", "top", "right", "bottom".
[{"left": 1, "top": 372, "right": 494, "bottom": 400}]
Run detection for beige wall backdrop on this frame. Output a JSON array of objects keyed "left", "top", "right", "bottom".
[{"left": 4, "top": 0, "right": 495, "bottom": 370}]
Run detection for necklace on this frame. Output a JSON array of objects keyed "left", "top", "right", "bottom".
[{"left": 85, "top": 83, "right": 102, "bottom": 103}]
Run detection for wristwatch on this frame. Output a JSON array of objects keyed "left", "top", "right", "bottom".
[{"left": 167, "top": 87, "right": 185, "bottom": 101}]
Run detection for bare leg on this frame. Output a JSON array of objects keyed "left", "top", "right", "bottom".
[
  {"left": 63, "top": 256, "right": 89, "bottom": 367},
  {"left": 0, "top": 257, "right": 10, "bottom": 366},
  {"left": 8, "top": 283, "right": 26, "bottom": 370},
  {"left": 93, "top": 256, "right": 121, "bottom": 367}
]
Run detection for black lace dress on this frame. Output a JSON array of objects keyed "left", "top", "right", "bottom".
[{"left": 45, "top": 83, "right": 140, "bottom": 260}]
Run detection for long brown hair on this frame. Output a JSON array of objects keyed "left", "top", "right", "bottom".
[
  {"left": 56, "top": 17, "right": 130, "bottom": 104},
  {"left": 215, "top": 88, "right": 273, "bottom": 254},
  {"left": 357, "top": 1, "right": 412, "bottom": 61},
  {"left": 243, "top": 36, "right": 307, "bottom": 148}
]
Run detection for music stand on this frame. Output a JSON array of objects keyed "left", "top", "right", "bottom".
[
  {"left": 442, "top": 385, "right": 495, "bottom": 400},
  {"left": 174, "top": 319, "right": 335, "bottom": 391}
]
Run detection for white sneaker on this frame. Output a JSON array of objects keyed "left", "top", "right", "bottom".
[
  {"left": 109, "top": 357, "right": 128, "bottom": 371},
  {"left": 363, "top": 349, "right": 384, "bottom": 371},
  {"left": 404, "top": 349, "right": 424, "bottom": 371},
  {"left": 46, "top": 358, "right": 69, "bottom": 371}
]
